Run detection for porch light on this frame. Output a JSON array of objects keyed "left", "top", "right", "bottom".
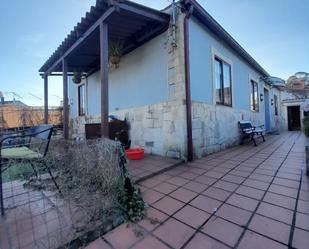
[{"left": 260, "top": 93, "right": 264, "bottom": 102}]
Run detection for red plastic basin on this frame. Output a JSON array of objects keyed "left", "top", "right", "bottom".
[{"left": 125, "top": 148, "right": 144, "bottom": 160}]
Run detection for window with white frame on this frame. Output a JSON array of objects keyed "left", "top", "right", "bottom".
[
  {"left": 250, "top": 80, "right": 259, "bottom": 112},
  {"left": 214, "top": 56, "right": 232, "bottom": 106}
]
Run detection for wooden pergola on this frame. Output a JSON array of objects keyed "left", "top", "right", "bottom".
[{"left": 39, "top": 0, "right": 170, "bottom": 139}]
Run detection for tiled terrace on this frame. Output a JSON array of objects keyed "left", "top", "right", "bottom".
[
  {"left": 0, "top": 154, "right": 182, "bottom": 249},
  {"left": 129, "top": 154, "right": 183, "bottom": 182},
  {"left": 87, "top": 131, "right": 309, "bottom": 249}
]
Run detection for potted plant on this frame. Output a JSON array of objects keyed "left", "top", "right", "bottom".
[
  {"left": 72, "top": 71, "right": 82, "bottom": 84},
  {"left": 109, "top": 40, "right": 123, "bottom": 67}
]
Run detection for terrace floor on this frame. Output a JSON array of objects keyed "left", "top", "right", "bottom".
[
  {"left": 86, "top": 131, "right": 309, "bottom": 249},
  {"left": 0, "top": 154, "right": 182, "bottom": 249}
]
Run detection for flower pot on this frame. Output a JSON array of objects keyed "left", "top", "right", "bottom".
[
  {"left": 109, "top": 56, "right": 120, "bottom": 65},
  {"left": 72, "top": 72, "right": 82, "bottom": 84}
]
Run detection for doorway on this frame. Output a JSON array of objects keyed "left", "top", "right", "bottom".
[
  {"left": 264, "top": 88, "right": 271, "bottom": 131},
  {"left": 287, "top": 106, "right": 301, "bottom": 131}
]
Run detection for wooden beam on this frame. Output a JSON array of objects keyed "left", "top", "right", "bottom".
[
  {"left": 44, "top": 75, "right": 49, "bottom": 124},
  {"left": 100, "top": 22, "right": 109, "bottom": 138},
  {"left": 62, "top": 59, "right": 69, "bottom": 139},
  {"left": 44, "top": 7, "right": 115, "bottom": 75}
]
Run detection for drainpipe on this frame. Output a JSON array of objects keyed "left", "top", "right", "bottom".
[{"left": 184, "top": 5, "right": 194, "bottom": 161}]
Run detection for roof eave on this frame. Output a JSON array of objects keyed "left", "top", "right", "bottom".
[{"left": 183, "top": 0, "right": 270, "bottom": 77}]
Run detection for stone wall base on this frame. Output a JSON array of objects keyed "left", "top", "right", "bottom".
[
  {"left": 70, "top": 100, "right": 187, "bottom": 159},
  {"left": 191, "top": 101, "right": 265, "bottom": 158}
]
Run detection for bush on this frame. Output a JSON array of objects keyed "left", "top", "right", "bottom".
[
  {"left": 303, "top": 116, "right": 309, "bottom": 137},
  {"left": 28, "top": 138, "right": 145, "bottom": 244}
]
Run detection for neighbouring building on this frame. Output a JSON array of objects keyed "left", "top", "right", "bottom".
[
  {"left": 39, "top": 0, "right": 284, "bottom": 160},
  {"left": 281, "top": 72, "right": 309, "bottom": 131},
  {"left": 0, "top": 92, "right": 62, "bottom": 131}
]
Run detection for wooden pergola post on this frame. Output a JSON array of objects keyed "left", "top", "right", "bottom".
[
  {"left": 44, "top": 75, "right": 49, "bottom": 124},
  {"left": 62, "top": 58, "right": 69, "bottom": 139},
  {"left": 100, "top": 22, "right": 109, "bottom": 137}
]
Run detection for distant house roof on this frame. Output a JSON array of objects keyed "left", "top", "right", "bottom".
[
  {"left": 0, "top": 100, "right": 27, "bottom": 107},
  {"left": 182, "top": 0, "right": 269, "bottom": 77}
]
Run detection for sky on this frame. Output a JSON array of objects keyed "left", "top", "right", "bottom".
[{"left": 0, "top": 0, "right": 308, "bottom": 106}]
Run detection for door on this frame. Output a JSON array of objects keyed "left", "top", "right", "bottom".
[
  {"left": 264, "top": 88, "right": 271, "bottom": 131},
  {"left": 287, "top": 106, "right": 301, "bottom": 130}
]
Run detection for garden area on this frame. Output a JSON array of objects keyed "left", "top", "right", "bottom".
[{"left": 0, "top": 137, "right": 147, "bottom": 248}]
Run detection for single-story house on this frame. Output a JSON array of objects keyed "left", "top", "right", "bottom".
[{"left": 39, "top": 0, "right": 284, "bottom": 160}]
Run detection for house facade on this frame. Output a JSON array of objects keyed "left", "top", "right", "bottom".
[{"left": 40, "top": 0, "right": 284, "bottom": 160}]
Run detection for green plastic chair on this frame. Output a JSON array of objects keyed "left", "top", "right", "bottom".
[{"left": 0, "top": 125, "right": 58, "bottom": 216}]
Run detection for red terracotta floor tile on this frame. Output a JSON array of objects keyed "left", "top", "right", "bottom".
[
  {"left": 236, "top": 185, "right": 265, "bottom": 200},
  {"left": 173, "top": 205, "right": 210, "bottom": 228},
  {"left": 153, "top": 182, "right": 179, "bottom": 195},
  {"left": 194, "top": 175, "right": 217, "bottom": 185},
  {"left": 85, "top": 238, "right": 112, "bottom": 249},
  {"left": 184, "top": 232, "right": 230, "bottom": 249},
  {"left": 202, "top": 187, "right": 231, "bottom": 202},
  {"left": 257, "top": 202, "right": 294, "bottom": 224},
  {"left": 104, "top": 223, "right": 145, "bottom": 249},
  {"left": 140, "top": 178, "right": 161, "bottom": 188},
  {"left": 297, "top": 199, "right": 309, "bottom": 214},
  {"left": 179, "top": 172, "right": 199, "bottom": 180},
  {"left": 295, "top": 212, "right": 309, "bottom": 230},
  {"left": 238, "top": 230, "right": 288, "bottom": 249},
  {"left": 204, "top": 171, "right": 225, "bottom": 179},
  {"left": 169, "top": 188, "right": 198, "bottom": 203},
  {"left": 263, "top": 192, "right": 296, "bottom": 210},
  {"left": 152, "top": 196, "right": 184, "bottom": 215},
  {"left": 190, "top": 195, "right": 222, "bottom": 213},
  {"left": 299, "top": 190, "right": 309, "bottom": 202},
  {"left": 153, "top": 218, "right": 195, "bottom": 249},
  {"left": 166, "top": 176, "right": 190, "bottom": 186},
  {"left": 222, "top": 174, "right": 245, "bottom": 184},
  {"left": 131, "top": 235, "right": 170, "bottom": 249},
  {"left": 243, "top": 179, "right": 270, "bottom": 191},
  {"left": 213, "top": 180, "right": 239, "bottom": 192},
  {"left": 217, "top": 204, "right": 252, "bottom": 226},
  {"left": 139, "top": 207, "right": 168, "bottom": 232},
  {"left": 142, "top": 189, "right": 164, "bottom": 205},
  {"left": 268, "top": 184, "right": 298, "bottom": 198},
  {"left": 202, "top": 217, "right": 243, "bottom": 247},
  {"left": 183, "top": 181, "right": 208, "bottom": 193},
  {"left": 249, "top": 173, "right": 273, "bottom": 183},
  {"left": 273, "top": 178, "right": 299, "bottom": 189},
  {"left": 293, "top": 227, "right": 309, "bottom": 249},
  {"left": 248, "top": 214, "right": 291, "bottom": 245},
  {"left": 227, "top": 194, "right": 259, "bottom": 212}
]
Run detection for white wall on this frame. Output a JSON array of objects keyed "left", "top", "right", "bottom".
[{"left": 69, "top": 33, "right": 168, "bottom": 118}]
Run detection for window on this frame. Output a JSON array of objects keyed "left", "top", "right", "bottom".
[
  {"left": 78, "top": 84, "right": 85, "bottom": 116},
  {"left": 250, "top": 80, "right": 259, "bottom": 111},
  {"left": 215, "top": 57, "right": 232, "bottom": 106},
  {"left": 274, "top": 94, "right": 278, "bottom": 115}
]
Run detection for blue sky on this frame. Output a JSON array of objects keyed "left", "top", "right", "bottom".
[{"left": 0, "top": 0, "right": 308, "bottom": 106}]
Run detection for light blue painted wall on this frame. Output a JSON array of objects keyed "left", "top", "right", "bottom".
[
  {"left": 69, "top": 33, "right": 168, "bottom": 118},
  {"left": 189, "top": 17, "right": 263, "bottom": 111}
]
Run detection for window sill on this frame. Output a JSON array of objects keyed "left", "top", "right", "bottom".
[{"left": 216, "top": 102, "right": 232, "bottom": 108}]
